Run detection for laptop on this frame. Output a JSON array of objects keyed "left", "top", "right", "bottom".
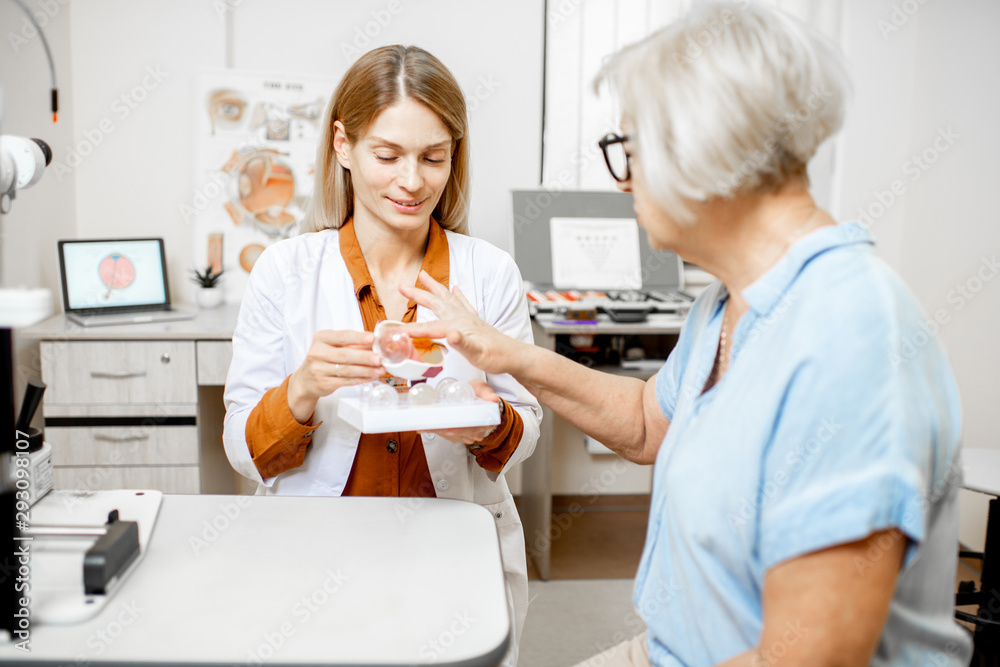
[
  {"left": 510, "top": 190, "right": 694, "bottom": 317},
  {"left": 58, "top": 237, "right": 196, "bottom": 327}
]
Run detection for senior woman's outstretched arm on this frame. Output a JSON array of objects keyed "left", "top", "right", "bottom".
[{"left": 401, "top": 271, "right": 669, "bottom": 465}]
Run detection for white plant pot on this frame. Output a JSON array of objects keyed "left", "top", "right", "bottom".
[{"left": 196, "top": 287, "right": 224, "bottom": 309}]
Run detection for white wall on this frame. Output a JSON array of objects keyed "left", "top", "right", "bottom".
[
  {"left": 895, "top": 0, "right": 1000, "bottom": 550},
  {"left": 231, "top": 0, "right": 545, "bottom": 254},
  {"left": 903, "top": 0, "right": 1000, "bottom": 462},
  {"left": 834, "top": 1, "right": 921, "bottom": 269},
  {"left": 65, "top": 0, "right": 542, "bottom": 305},
  {"left": 0, "top": 1, "right": 77, "bottom": 290},
  {"left": 68, "top": 0, "right": 226, "bottom": 304},
  {"left": 2, "top": 0, "right": 543, "bottom": 307},
  {"left": 542, "top": 0, "right": 844, "bottom": 196},
  {"left": 1, "top": 0, "right": 77, "bottom": 414},
  {"left": 832, "top": 0, "right": 1000, "bottom": 550}
]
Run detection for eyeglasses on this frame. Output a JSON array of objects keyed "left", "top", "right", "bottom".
[{"left": 598, "top": 133, "right": 631, "bottom": 183}]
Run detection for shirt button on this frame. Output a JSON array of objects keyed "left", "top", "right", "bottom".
[
  {"left": 494, "top": 511, "right": 503, "bottom": 520},
  {"left": 386, "top": 439, "right": 398, "bottom": 453},
  {"left": 436, "top": 479, "right": 449, "bottom": 491}
]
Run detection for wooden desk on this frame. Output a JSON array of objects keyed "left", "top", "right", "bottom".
[
  {"left": 520, "top": 313, "right": 685, "bottom": 579},
  {"left": 0, "top": 493, "right": 510, "bottom": 665},
  {"left": 20, "top": 307, "right": 240, "bottom": 494}
]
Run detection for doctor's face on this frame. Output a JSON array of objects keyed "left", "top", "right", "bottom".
[{"left": 335, "top": 98, "right": 453, "bottom": 234}]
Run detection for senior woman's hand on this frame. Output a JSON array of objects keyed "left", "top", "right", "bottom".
[{"left": 399, "top": 270, "right": 527, "bottom": 376}]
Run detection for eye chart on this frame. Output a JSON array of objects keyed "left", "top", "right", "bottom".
[{"left": 550, "top": 217, "right": 642, "bottom": 289}]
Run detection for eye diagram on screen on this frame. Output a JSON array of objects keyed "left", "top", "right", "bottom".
[
  {"left": 61, "top": 239, "right": 167, "bottom": 310},
  {"left": 98, "top": 252, "right": 136, "bottom": 300}
]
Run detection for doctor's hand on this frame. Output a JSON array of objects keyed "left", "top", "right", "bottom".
[
  {"left": 287, "top": 330, "right": 384, "bottom": 424},
  {"left": 422, "top": 380, "right": 502, "bottom": 447},
  {"left": 399, "top": 271, "right": 527, "bottom": 377}
]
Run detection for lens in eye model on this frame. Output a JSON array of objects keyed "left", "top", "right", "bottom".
[{"left": 376, "top": 325, "right": 413, "bottom": 365}]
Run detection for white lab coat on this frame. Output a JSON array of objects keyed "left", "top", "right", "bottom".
[{"left": 223, "top": 227, "right": 541, "bottom": 665}]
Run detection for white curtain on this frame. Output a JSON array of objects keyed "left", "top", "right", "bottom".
[{"left": 542, "top": 0, "right": 847, "bottom": 209}]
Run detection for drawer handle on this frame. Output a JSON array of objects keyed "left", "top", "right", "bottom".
[
  {"left": 94, "top": 434, "right": 150, "bottom": 443},
  {"left": 91, "top": 371, "right": 148, "bottom": 379}
]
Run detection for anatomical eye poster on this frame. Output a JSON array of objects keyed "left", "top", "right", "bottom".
[{"left": 189, "top": 69, "right": 337, "bottom": 304}]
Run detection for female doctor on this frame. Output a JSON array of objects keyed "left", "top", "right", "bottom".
[{"left": 222, "top": 45, "right": 541, "bottom": 665}]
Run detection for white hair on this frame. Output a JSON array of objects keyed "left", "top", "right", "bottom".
[{"left": 597, "top": 1, "right": 852, "bottom": 225}]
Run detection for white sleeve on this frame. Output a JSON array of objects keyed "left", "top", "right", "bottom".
[
  {"left": 482, "top": 251, "right": 542, "bottom": 475},
  {"left": 222, "top": 247, "right": 290, "bottom": 487}
]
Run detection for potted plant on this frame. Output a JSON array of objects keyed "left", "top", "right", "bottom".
[{"left": 190, "top": 265, "right": 224, "bottom": 309}]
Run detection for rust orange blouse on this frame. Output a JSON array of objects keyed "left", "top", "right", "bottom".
[{"left": 244, "top": 218, "right": 524, "bottom": 495}]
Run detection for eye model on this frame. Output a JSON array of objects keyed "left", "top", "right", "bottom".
[{"left": 376, "top": 325, "right": 414, "bottom": 364}]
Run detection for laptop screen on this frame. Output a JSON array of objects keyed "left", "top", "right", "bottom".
[{"left": 58, "top": 238, "right": 172, "bottom": 314}]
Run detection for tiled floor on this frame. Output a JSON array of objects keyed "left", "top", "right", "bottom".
[
  {"left": 521, "top": 578, "right": 640, "bottom": 666},
  {"left": 519, "top": 495, "right": 651, "bottom": 665},
  {"left": 525, "top": 495, "right": 651, "bottom": 581}
]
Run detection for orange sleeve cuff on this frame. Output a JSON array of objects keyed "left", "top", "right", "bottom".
[
  {"left": 470, "top": 398, "right": 524, "bottom": 474},
  {"left": 246, "top": 375, "right": 323, "bottom": 479}
]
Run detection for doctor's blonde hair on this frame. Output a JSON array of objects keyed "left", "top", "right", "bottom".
[{"left": 304, "top": 45, "right": 471, "bottom": 234}]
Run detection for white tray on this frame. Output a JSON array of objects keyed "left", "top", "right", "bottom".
[{"left": 338, "top": 397, "right": 501, "bottom": 434}]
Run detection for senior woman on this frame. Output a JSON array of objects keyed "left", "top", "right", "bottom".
[{"left": 403, "top": 3, "right": 971, "bottom": 666}]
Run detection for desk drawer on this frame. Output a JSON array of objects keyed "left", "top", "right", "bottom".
[
  {"left": 47, "top": 426, "right": 199, "bottom": 466},
  {"left": 42, "top": 341, "right": 196, "bottom": 407},
  {"left": 53, "top": 465, "right": 200, "bottom": 494}
]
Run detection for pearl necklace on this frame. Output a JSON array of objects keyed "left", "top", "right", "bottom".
[{"left": 718, "top": 304, "right": 730, "bottom": 375}]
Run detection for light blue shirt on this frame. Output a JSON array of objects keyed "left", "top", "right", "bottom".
[{"left": 637, "top": 222, "right": 972, "bottom": 666}]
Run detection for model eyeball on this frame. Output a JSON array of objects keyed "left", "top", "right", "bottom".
[
  {"left": 368, "top": 382, "right": 399, "bottom": 408},
  {"left": 440, "top": 381, "right": 475, "bottom": 404},
  {"left": 376, "top": 324, "right": 413, "bottom": 364},
  {"left": 407, "top": 383, "right": 437, "bottom": 406},
  {"left": 434, "top": 377, "right": 458, "bottom": 401},
  {"left": 359, "top": 381, "right": 379, "bottom": 405}
]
